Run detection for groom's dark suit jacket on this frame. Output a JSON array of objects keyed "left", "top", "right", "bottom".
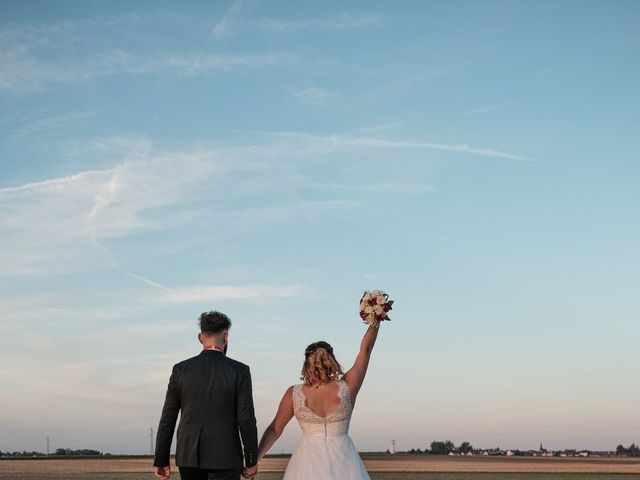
[{"left": 154, "top": 350, "right": 258, "bottom": 469}]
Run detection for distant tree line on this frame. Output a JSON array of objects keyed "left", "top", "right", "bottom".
[
  {"left": 616, "top": 444, "right": 640, "bottom": 457},
  {"left": 54, "top": 448, "right": 102, "bottom": 456},
  {"left": 0, "top": 448, "right": 105, "bottom": 457},
  {"left": 431, "top": 440, "right": 473, "bottom": 455},
  {"left": 399, "top": 441, "right": 640, "bottom": 457},
  {"left": 0, "top": 450, "right": 47, "bottom": 457},
  {"left": 403, "top": 440, "right": 474, "bottom": 455}
]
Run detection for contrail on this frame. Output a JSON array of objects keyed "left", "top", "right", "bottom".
[{"left": 116, "top": 267, "right": 172, "bottom": 292}]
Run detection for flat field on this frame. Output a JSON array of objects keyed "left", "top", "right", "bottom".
[{"left": 1, "top": 454, "right": 639, "bottom": 480}]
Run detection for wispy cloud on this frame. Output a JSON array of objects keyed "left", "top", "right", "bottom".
[
  {"left": 0, "top": 13, "right": 293, "bottom": 94},
  {"left": 117, "top": 268, "right": 172, "bottom": 292},
  {"left": 306, "top": 182, "right": 434, "bottom": 194},
  {"left": 254, "top": 13, "right": 385, "bottom": 33},
  {"left": 163, "top": 284, "right": 304, "bottom": 304},
  {"left": 0, "top": 134, "right": 364, "bottom": 278},
  {"left": 355, "top": 122, "right": 405, "bottom": 133},
  {"left": 0, "top": 138, "right": 216, "bottom": 276},
  {"left": 0, "top": 46, "right": 294, "bottom": 93},
  {"left": 93, "top": 49, "right": 294, "bottom": 76},
  {"left": 1, "top": 111, "right": 96, "bottom": 142},
  {"left": 0, "top": 292, "right": 151, "bottom": 326},
  {"left": 461, "top": 103, "right": 513, "bottom": 116},
  {"left": 0, "top": 128, "right": 527, "bottom": 279},
  {"left": 164, "top": 52, "right": 294, "bottom": 76},
  {"left": 212, "top": 0, "right": 256, "bottom": 40},
  {"left": 291, "top": 86, "right": 339, "bottom": 105},
  {"left": 345, "top": 136, "right": 529, "bottom": 161},
  {"left": 0, "top": 10, "right": 190, "bottom": 45},
  {"left": 0, "top": 9, "right": 381, "bottom": 95},
  {"left": 268, "top": 131, "right": 530, "bottom": 161}
]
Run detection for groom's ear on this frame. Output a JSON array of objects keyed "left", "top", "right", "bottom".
[{"left": 197, "top": 332, "right": 202, "bottom": 344}]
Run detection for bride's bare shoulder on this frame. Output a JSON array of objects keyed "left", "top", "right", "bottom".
[{"left": 276, "top": 386, "right": 295, "bottom": 412}]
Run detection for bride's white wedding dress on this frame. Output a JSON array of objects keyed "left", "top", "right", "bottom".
[{"left": 283, "top": 380, "right": 370, "bottom": 479}]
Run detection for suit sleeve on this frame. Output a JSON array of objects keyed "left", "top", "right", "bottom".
[
  {"left": 154, "top": 365, "right": 180, "bottom": 467},
  {"left": 237, "top": 365, "right": 258, "bottom": 467}
]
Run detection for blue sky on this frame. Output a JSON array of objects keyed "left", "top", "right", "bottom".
[{"left": 1, "top": 0, "right": 639, "bottom": 455}]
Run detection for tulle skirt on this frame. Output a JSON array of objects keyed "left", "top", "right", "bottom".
[{"left": 283, "top": 433, "right": 370, "bottom": 480}]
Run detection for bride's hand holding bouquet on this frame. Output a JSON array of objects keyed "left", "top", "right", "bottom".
[{"left": 359, "top": 289, "right": 393, "bottom": 327}]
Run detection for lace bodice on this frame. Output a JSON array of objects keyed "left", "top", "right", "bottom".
[
  {"left": 292, "top": 380, "right": 353, "bottom": 436},
  {"left": 285, "top": 380, "right": 370, "bottom": 479}
]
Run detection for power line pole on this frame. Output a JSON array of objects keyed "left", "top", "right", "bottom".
[{"left": 149, "top": 427, "right": 154, "bottom": 455}]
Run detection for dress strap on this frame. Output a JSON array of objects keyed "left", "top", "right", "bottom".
[
  {"left": 338, "top": 380, "right": 353, "bottom": 413},
  {"left": 292, "top": 384, "right": 304, "bottom": 415}
]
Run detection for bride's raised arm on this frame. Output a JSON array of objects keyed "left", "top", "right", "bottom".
[
  {"left": 343, "top": 324, "right": 380, "bottom": 405},
  {"left": 257, "top": 385, "right": 294, "bottom": 461}
]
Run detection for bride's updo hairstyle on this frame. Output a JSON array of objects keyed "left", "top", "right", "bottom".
[{"left": 301, "top": 341, "right": 344, "bottom": 385}]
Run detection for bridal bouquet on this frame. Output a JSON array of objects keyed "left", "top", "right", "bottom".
[{"left": 359, "top": 289, "right": 393, "bottom": 327}]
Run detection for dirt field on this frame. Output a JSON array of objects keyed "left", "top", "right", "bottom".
[
  {"left": 0, "top": 474, "right": 638, "bottom": 480},
  {"left": 1, "top": 454, "right": 639, "bottom": 479}
]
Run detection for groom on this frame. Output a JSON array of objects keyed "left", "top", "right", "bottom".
[{"left": 154, "top": 311, "right": 258, "bottom": 480}]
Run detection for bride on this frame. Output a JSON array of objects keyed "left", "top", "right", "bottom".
[{"left": 252, "top": 323, "right": 381, "bottom": 479}]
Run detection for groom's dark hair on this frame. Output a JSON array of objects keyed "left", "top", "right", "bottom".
[{"left": 199, "top": 311, "right": 232, "bottom": 334}]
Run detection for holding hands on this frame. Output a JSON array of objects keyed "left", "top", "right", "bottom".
[
  {"left": 242, "top": 464, "right": 258, "bottom": 479},
  {"left": 153, "top": 466, "right": 170, "bottom": 480}
]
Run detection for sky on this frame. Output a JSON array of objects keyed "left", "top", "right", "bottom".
[{"left": 1, "top": 0, "right": 639, "bottom": 456}]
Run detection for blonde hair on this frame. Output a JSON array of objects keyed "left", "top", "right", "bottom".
[{"left": 301, "top": 341, "right": 344, "bottom": 385}]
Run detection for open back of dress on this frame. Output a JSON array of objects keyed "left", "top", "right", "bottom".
[{"left": 283, "top": 380, "right": 371, "bottom": 480}]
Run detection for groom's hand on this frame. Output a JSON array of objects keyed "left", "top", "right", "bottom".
[
  {"left": 242, "top": 464, "right": 258, "bottom": 479},
  {"left": 154, "top": 465, "right": 171, "bottom": 479}
]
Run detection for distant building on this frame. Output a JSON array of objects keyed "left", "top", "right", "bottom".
[{"left": 389, "top": 440, "right": 395, "bottom": 455}]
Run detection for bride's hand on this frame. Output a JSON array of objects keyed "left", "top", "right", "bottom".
[
  {"left": 242, "top": 464, "right": 258, "bottom": 479},
  {"left": 154, "top": 466, "right": 171, "bottom": 479}
]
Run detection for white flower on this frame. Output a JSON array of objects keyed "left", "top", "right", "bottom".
[{"left": 359, "top": 289, "right": 394, "bottom": 327}]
